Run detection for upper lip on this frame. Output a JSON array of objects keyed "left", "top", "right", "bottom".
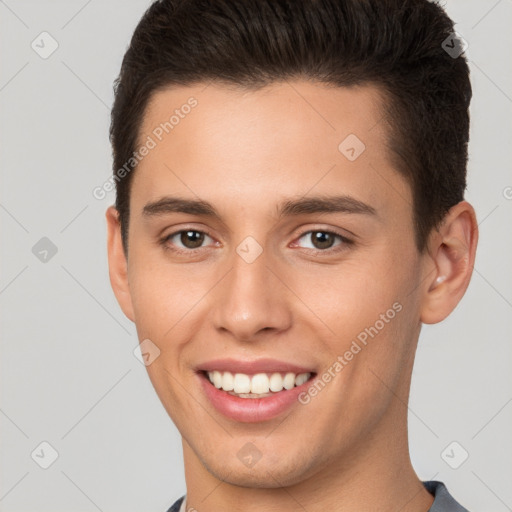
[{"left": 197, "top": 358, "right": 316, "bottom": 375}]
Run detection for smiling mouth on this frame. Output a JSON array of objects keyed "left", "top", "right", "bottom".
[{"left": 202, "top": 370, "right": 316, "bottom": 398}]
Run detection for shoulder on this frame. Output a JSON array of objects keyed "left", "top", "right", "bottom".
[
  {"left": 424, "top": 481, "right": 471, "bottom": 512},
  {"left": 164, "top": 495, "right": 185, "bottom": 512},
  {"left": 165, "top": 485, "right": 470, "bottom": 512}
]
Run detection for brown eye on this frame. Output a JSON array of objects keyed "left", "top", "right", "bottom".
[
  {"left": 163, "top": 230, "right": 214, "bottom": 252},
  {"left": 179, "top": 230, "right": 205, "bottom": 249},
  {"left": 311, "top": 231, "right": 336, "bottom": 250},
  {"left": 295, "top": 230, "right": 350, "bottom": 252}
]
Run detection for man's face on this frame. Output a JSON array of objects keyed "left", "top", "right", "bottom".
[{"left": 119, "top": 81, "right": 431, "bottom": 486}]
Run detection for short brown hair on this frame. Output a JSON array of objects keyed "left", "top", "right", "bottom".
[{"left": 109, "top": 0, "right": 471, "bottom": 254}]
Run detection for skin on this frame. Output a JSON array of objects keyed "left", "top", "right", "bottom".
[{"left": 106, "top": 81, "right": 478, "bottom": 512}]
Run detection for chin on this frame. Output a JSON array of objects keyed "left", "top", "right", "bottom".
[{"left": 201, "top": 452, "right": 315, "bottom": 489}]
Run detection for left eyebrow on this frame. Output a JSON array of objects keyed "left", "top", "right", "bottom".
[
  {"left": 277, "top": 195, "right": 377, "bottom": 218},
  {"left": 141, "top": 194, "right": 378, "bottom": 220}
]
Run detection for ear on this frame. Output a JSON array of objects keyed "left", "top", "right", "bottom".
[
  {"left": 420, "top": 200, "right": 478, "bottom": 324},
  {"left": 106, "top": 206, "right": 135, "bottom": 322}
]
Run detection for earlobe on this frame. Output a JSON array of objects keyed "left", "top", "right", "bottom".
[
  {"left": 106, "top": 206, "right": 135, "bottom": 322},
  {"left": 420, "top": 201, "right": 478, "bottom": 324}
]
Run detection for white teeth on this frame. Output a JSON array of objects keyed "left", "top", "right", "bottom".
[
  {"left": 212, "top": 370, "right": 222, "bottom": 389},
  {"left": 206, "top": 370, "right": 312, "bottom": 396},
  {"left": 283, "top": 373, "right": 295, "bottom": 390},
  {"left": 222, "top": 371, "right": 234, "bottom": 391},
  {"left": 295, "top": 373, "right": 309, "bottom": 386},
  {"left": 251, "top": 373, "right": 270, "bottom": 394},
  {"left": 269, "top": 372, "right": 284, "bottom": 392},
  {"left": 233, "top": 373, "right": 251, "bottom": 393}
]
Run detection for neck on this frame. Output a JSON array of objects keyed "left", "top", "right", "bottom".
[{"left": 181, "top": 398, "right": 434, "bottom": 512}]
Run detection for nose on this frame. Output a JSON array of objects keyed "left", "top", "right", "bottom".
[{"left": 212, "top": 246, "right": 293, "bottom": 342}]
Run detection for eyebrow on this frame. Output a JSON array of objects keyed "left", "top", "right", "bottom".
[{"left": 142, "top": 195, "right": 377, "bottom": 220}]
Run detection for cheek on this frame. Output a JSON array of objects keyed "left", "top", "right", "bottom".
[
  {"left": 285, "top": 257, "right": 401, "bottom": 332},
  {"left": 127, "top": 253, "right": 204, "bottom": 336},
  {"left": 340, "top": 263, "right": 422, "bottom": 403},
  {"left": 293, "top": 252, "right": 418, "bottom": 386},
  {"left": 127, "top": 259, "right": 198, "bottom": 418}
]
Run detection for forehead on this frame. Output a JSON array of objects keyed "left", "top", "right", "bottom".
[
  {"left": 140, "top": 80, "right": 387, "bottom": 151},
  {"left": 132, "top": 80, "right": 410, "bottom": 221}
]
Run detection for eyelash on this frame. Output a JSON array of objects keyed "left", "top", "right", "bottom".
[{"left": 159, "top": 227, "right": 354, "bottom": 255}]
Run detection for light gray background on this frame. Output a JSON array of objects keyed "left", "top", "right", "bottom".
[{"left": 1, "top": 1, "right": 511, "bottom": 511}]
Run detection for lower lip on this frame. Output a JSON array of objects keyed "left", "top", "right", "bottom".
[{"left": 198, "top": 372, "right": 316, "bottom": 423}]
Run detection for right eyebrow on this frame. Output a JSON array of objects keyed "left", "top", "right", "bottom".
[{"left": 142, "top": 197, "right": 217, "bottom": 218}]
